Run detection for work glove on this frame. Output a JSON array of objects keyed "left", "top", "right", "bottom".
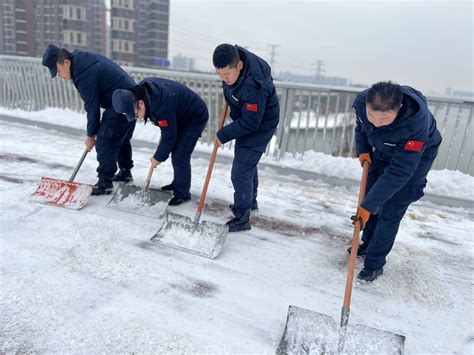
[
  {"left": 351, "top": 207, "right": 371, "bottom": 229},
  {"left": 358, "top": 153, "right": 371, "bottom": 167}
]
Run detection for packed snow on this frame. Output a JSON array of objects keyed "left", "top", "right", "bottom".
[{"left": 1, "top": 112, "right": 473, "bottom": 354}]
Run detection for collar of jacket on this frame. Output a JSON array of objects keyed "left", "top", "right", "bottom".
[
  {"left": 71, "top": 50, "right": 98, "bottom": 82},
  {"left": 141, "top": 81, "right": 156, "bottom": 124},
  {"left": 226, "top": 54, "right": 250, "bottom": 93}
]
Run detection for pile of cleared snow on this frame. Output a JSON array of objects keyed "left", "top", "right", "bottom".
[
  {"left": 1, "top": 107, "right": 473, "bottom": 201},
  {"left": 0, "top": 107, "right": 86, "bottom": 129}
]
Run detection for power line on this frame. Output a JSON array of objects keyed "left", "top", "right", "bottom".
[
  {"left": 313, "top": 59, "right": 326, "bottom": 83},
  {"left": 267, "top": 44, "right": 280, "bottom": 70}
]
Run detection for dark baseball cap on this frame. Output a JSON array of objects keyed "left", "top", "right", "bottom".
[
  {"left": 42, "top": 44, "right": 60, "bottom": 78},
  {"left": 112, "top": 89, "right": 136, "bottom": 122}
]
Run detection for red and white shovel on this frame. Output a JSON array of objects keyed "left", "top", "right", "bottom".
[{"left": 31, "top": 148, "right": 93, "bottom": 209}]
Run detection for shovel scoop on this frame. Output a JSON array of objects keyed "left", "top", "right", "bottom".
[
  {"left": 31, "top": 148, "right": 92, "bottom": 210},
  {"left": 151, "top": 211, "right": 227, "bottom": 259},
  {"left": 277, "top": 305, "right": 405, "bottom": 354},
  {"left": 107, "top": 183, "right": 171, "bottom": 217}
]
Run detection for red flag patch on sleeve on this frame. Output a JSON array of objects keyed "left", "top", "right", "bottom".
[
  {"left": 404, "top": 140, "right": 424, "bottom": 152},
  {"left": 246, "top": 103, "right": 258, "bottom": 112},
  {"left": 157, "top": 120, "right": 168, "bottom": 127}
]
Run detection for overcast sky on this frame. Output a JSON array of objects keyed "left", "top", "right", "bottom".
[{"left": 168, "top": 0, "right": 473, "bottom": 94}]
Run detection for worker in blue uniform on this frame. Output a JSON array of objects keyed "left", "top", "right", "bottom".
[
  {"left": 42, "top": 44, "right": 136, "bottom": 195},
  {"left": 112, "top": 78, "right": 209, "bottom": 206},
  {"left": 213, "top": 44, "right": 280, "bottom": 233},
  {"left": 351, "top": 81, "right": 442, "bottom": 282}
]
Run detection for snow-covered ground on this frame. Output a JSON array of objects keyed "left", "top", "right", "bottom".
[
  {"left": 1, "top": 107, "right": 473, "bottom": 201},
  {"left": 1, "top": 116, "right": 473, "bottom": 353}
]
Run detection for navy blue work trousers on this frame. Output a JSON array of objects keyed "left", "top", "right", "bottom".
[
  {"left": 230, "top": 146, "right": 265, "bottom": 218},
  {"left": 95, "top": 114, "right": 136, "bottom": 182},
  {"left": 362, "top": 155, "right": 437, "bottom": 270},
  {"left": 170, "top": 121, "right": 207, "bottom": 199}
]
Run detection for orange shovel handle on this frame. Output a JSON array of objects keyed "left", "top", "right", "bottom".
[
  {"left": 343, "top": 161, "right": 370, "bottom": 309},
  {"left": 144, "top": 137, "right": 162, "bottom": 192},
  {"left": 196, "top": 101, "right": 229, "bottom": 215}
]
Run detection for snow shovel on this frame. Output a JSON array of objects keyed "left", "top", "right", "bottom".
[
  {"left": 106, "top": 138, "right": 171, "bottom": 217},
  {"left": 150, "top": 102, "right": 229, "bottom": 259},
  {"left": 31, "top": 148, "right": 93, "bottom": 210},
  {"left": 276, "top": 162, "right": 405, "bottom": 354}
]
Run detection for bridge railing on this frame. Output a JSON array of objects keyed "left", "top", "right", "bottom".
[{"left": 1, "top": 55, "right": 472, "bottom": 175}]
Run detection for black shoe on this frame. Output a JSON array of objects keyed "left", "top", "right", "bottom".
[
  {"left": 112, "top": 169, "right": 133, "bottom": 183},
  {"left": 161, "top": 182, "right": 174, "bottom": 191},
  {"left": 357, "top": 268, "right": 383, "bottom": 282},
  {"left": 229, "top": 201, "right": 259, "bottom": 212},
  {"left": 168, "top": 196, "right": 191, "bottom": 206},
  {"left": 347, "top": 242, "right": 368, "bottom": 257},
  {"left": 226, "top": 214, "right": 251, "bottom": 233},
  {"left": 92, "top": 180, "right": 114, "bottom": 196}
]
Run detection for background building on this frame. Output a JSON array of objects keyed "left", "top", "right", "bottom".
[
  {"left": 172, "top": 54, "right": 195, "bottom": 71},
  {"left": 1, "top": 0, "right": 106, "bottom": 57},
  {"left": 1, "top": 0, "right": 37, "bottom": 56},
  {"left": 110, "top": 0, "right": 169, "bottom": 68},
  {"left": 35, "top": 0, "right": 106, "bottom": 56}
]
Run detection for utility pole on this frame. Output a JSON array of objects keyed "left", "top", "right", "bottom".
[
  {"left": 313, "top": 59, "right": 326, "bottom": 84},
  {"left": 268, "top": 44, "right": 280, "bottom": 70}
]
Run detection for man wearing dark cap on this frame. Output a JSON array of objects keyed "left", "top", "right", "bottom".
[
  {"left": 112, "top": 78, "right": 208, "bottom": 206},
  {"left": 212, "top": 44, "right": 280, "bottom": 232},
  {"left": 42, "top": 44, "right": 136, "bottom": 195}
]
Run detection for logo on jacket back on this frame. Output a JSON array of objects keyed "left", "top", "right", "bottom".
[
  {"left": 246, "top": 103, "right": 258, "bottom": 112},
  {"left": 157, "top": 120, "right": 168, "bottom": 127},
  {"left": 404, "top": 140, "right": 424, "bottom": 152}
]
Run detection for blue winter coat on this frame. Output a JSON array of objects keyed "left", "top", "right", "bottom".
[
  {"left": 71, "top": 50, "right": 135, "bottom": 137},
  {"left": 353, "top": 86, "right": 442, "bottom": 214},
  {"left": 216, "top": 46, "right": 280, "bottom": 151},
  {"left": 138, "top": 78, "right": 209, "bottom": 162}
]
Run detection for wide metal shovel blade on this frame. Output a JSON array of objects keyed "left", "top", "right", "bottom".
[
  {"left": 106, "top": 183, "right": 171, "bottom": 217},
  {"left": 150, "top": 211, "right": 228, "bottom": 259},
  {"left": 31, "top": 176, "right": 93, "bottom": 210},
  {"left": 277, "top": 305, "right": 405, "bottom": 354}
]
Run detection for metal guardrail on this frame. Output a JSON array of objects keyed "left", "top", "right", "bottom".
[{"left": 1, "top": 54, "right": 473, "bottom": 175}]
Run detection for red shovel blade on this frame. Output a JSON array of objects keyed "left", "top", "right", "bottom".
[{"left": 31, "top": 177, "right": 93, "bottom": 210}]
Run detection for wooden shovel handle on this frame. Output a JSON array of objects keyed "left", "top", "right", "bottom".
[
  {"left": 196, "top": 101, "right": 229, "bottom": 214},
  {"left": 343, "top": 161, "right": 370, "bottom": 309},
  {"left": 144, "top": 136, "right": 162, "bottom": 191}
]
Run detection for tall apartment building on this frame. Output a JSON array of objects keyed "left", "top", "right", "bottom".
[
  {"left": 35, "top": 0, "right": 106, "bottom": 56},
  {"left": 1, "top": 0, "right": 36, "bottom": 56},
  {"left": 0, "top": 0, "right": 106, "bottom": 57},
  {"left": 110, "top": 0, "right": 169, "bottom": 68}
]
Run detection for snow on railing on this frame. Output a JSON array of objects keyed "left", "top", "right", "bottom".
[{"left": 0, "top": 55, "right": 472, "bottom": 174}]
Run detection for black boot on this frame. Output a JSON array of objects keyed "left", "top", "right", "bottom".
[
  {"left": 226, "top": 210, "right": 251, "bottom": 233},
  {"left": 357, "top": 267, "right": 383, "bottom": 282},
  {"left": 92, "top": 180, "right": 114, "bottom": 196},
  {"left": 161, "top": 182, "right": 174, "bottom": 191},
  {"left": 112, "top": 169, "right": 133, "bottom": 183},
  {"left": 168, "top": 196, "right": 191, "bottom": 206},
  {"left": 347, "top": 242, "right": 368, "bottom": 257}
]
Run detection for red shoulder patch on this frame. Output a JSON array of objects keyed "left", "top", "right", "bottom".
[
  {"left": 158, "top": 120, "right": 168, "bottom": 127},
  {"left": 404, "top": 140, "right": 424, "bottom": 152},
  {"left": 246, "top": 103, "right": 258, "bottom": 112}
]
